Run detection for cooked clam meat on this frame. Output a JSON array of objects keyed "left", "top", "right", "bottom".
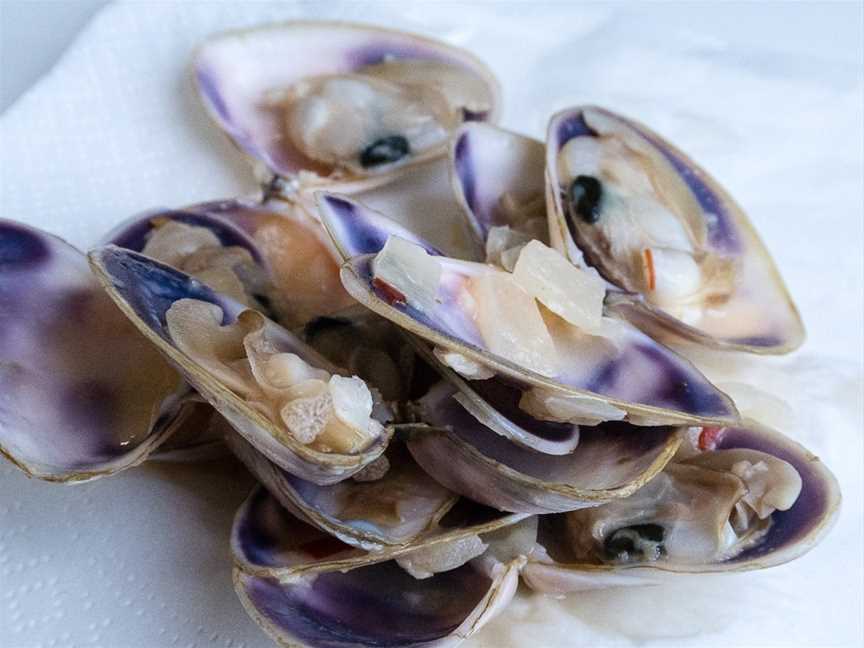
[
  {"left": 433, "top": 347, "right": 495, "bottom": 380},
  {"left": 240, "top": 210, "right": 354, "bottom": 326},
  {"left": 267, "top": 59, "right": 492, "bottom": 175},
  {"left": 140, "top": 219, "right": 264, "bottom": 306},
  {"left": 371, "top": 235, "right": 442, "bottom": 312},
  {"left": 518, "top": 388, "right": 626, "bottom": 426},
  {"left": 512, "top": 240, "right": 606, "bottom": 335},
  {"left": 565, "top": 448, "right": 802, "bottom": 565},
  {"left": 395, "top": 534, "right": 489, "bottom": 579},
  {"left": 558, "top": 111, "right": 736, "bottom": 323},
  {"left": 484, "top": 221, "right": 546, "bottom": 272},
  {"left": 165, "top": 299, "right": 382, "bottom": 453},
  {"left": 370, "top": 235, "right": 612, "bottom": 380}
]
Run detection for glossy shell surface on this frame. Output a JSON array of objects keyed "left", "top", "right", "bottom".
[{"left": 0, "top": 221, "right": 182, "bottom": 482}]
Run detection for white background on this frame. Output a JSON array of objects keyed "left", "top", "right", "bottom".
[{"left": 1, "top": 2, "right": 862, "bottom": 647}]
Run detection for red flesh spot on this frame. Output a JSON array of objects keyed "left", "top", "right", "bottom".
[
  {"left": 373, "top": 277, "right": 407, "bottom": 305},
  {"left": 642, "top": 248, "right": 656, "bottom": 292},
  {"left": 698, "top": 426, "right": 726, "bottom": 451}
]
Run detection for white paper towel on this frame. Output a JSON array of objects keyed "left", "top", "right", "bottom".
[{"left": 1, "top": 1, "right": 862, "bottom": 647}]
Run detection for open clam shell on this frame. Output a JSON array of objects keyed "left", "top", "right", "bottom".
[
  {"left": 232, "top": 485, "right": 527, "bottom": 579},
  {"left": 234, "top": 561, "right": 518, "bottom": 648},
  {"left": 546, "top": 106, "right": 805, "bottom": 354},
  {"left": 227, "top": 432, "right": 458, "bottom": 550},
  {"left": 317, "top": 193, "right": 738, "bottom": 426},
  {"left": 450, "top": 122, "right": 547, "bottom": 248},
  {"left": 88, "top": 246, "right": 392, "bottom": 484},
  {"left": 232, "top": 487, "right": 523, "bottom": 648},
  {"left": 0, "top": 221, "right": 183, "bottom": 481},
  {"left": 407, "top": 383, "right": 681, "bottom": 514},
  {"left": 194, "top": 21, "right": 500, "bottom": 196},
  {"left": 521, "top": 420, "right": 841, "bottom": 592},
  {"left": 106, "top": 198, "right": 354, "bottom": 327},
  {"left": 103, "top": 203, "right": 264, "bottom": 461}
]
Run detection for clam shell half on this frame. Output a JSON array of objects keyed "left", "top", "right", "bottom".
[
  {"left": 194, "top": 21, "right": 500, "bottom": 196},
  {"left": 407, "top": 383, "right": 682, "bottom": 514},
  {"left": 88, "top": 246, "right": 391, "bottom": 484},
  {"left": 521, "top": 420, "right": 841, "bottom": 592},
  {"left": 227, "top": 432, "right": 458, "bottom": 551},
  {"left": 232, "top": 486, "right": 524, "bottom": 648},
  {"left": 0, "top": 221, "right": 183, "bottom": 482},
  {"left": 317, "top": 193, "right": 738, "bottom": 426},
  {"left": 546, "top": 106, "right": 805, "bottom": 354},
  {"left": 450, "top": 122, "right": 546, "bottom": 248},
  {"left": 232, "top": 485, "right": 527, "bottom": 580}
]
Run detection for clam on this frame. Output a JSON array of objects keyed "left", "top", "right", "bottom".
[
  {"left": 102, "top": 199, "right": 350, "bottom": 462},
  {"left": 406, "top": 383, "right": 681, "bottom": 514},
  {"left": 88, "top": 246, "right": 392, "bottom": 484},
  {"left": 227, "top": 432, "right": 458, "bottom": 550},
  {"left": 546, "top": 106, "right": 805, "bottom": 354},
  {"left": 232, "top": 485, "right": 527, "bottom": 580},
  {"left": 194, "top": 21, "right": 500, "bottom": 196},
  {"left": 0, "top": 19, "right": 842, "bottom": 648},
  {"left": 105, "top": 198, "right": 354, "bottom": 327},
  {"left": 316, "top": 192, "right": 739, "bottom": 426},
  {"left": 521, "top": 421, "right": 840, "bottom": 593},
  {"left": 0, "top": 221, "right": 183, "bottom": 481},
  {"left": 232, "top": 486, "right": 525, "bottom": 648}
]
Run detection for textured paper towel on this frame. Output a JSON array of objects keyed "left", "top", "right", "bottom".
[{"left": 1, "top": 1, "right": 862, "bottom": 647}]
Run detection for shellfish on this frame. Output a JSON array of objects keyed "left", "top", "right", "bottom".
[
  {"left": 88, "top": 246, "right": 392, "bottom": 484},
  {"left": 0, "top": 221, "right": 183, "bottom": 481},
  {"left": 0, "top": 18, "right": 842, "bottom": 648},
  {"left": 317, "top": 192, "right": 739, "bottom": 427},
  {"left": 546, "top": 106, "right": 805, "bottom": 354},
  {"left": 194, "top": 21, "right": 500, "bottom": 196},
  {"left": 521, "top": 421, "right": 840, "bottom": 593}
]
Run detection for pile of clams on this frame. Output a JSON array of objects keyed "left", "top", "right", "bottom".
[{"left": 0, "top": 21, "right": 839, "bottom": 647}]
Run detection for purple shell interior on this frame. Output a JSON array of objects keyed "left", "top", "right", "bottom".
[
  {"left": 318, "top": 193, "right": 442, "bottom": 259},
  {"left": 238, "top": 560, "right": 492, "bottom": 648},
  {"left": 420, "top": 391, "right": 676, "bottom": 488},
  {"left": 234, "top": 486, "right": 359, "bottom": 570},
  {"left": 451, "top": 125, "right": 545, "bottom": 250},
  {"left": 718, "top": 426, "right": 834, "bottom": 562},
  {"left": 105, "top": 205, "right": 263, "bottom": 264},
  {"left": 350, "top": 254, "right": 734, "bottom": 420},
  {"left": 453, "top": 132, "right": 479, "bottom": 227},
  {"left": 554, "top": 109, "right": 740, "bottom": 254},
  {"left": 0, "top": 221, "right": 50, "bottom": 267},
  {"left": 0, "top": 223, "right": 179, "bottom": 476},
  {"left": 93, "top": 247, "right": 244, "bottom": 338}
]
